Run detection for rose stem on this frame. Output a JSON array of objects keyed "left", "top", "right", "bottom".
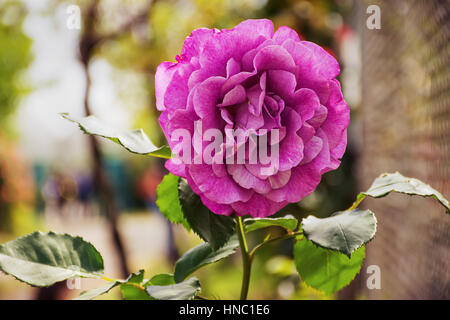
[{"left": 235, "top": 215, "right": 251, "bottom": 300}]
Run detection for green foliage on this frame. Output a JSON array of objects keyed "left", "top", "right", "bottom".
[
  {"left": 148, "top": 273, "right": 175, "bottom": 286},
  {"left": 178, "top": 178, "right": 235, "bottom": 251},
  {"left": 174, "top": 235, "right": 239, "bottom": 283},
  {"left": 119, "top": 270, "right": 151, "bottom": 300},
  {"left": 244, "top": 216, "right": 298, "bottom": 233},
  {"left": 294, "top": 238, "right": 365, "bottom": 295},
  {"left": 360, "top": 172, "right": 449, "bottom": 213},
  {"left": 156, "top": 174, "right": 190, "bottom": 230},
  {"left": 146, "top": 277, "right": 201, "bottom": 300},
  {"left": 0, "top": 1, "right": 32, "bottom": 130},
  {"left": 302, "top": 209, "right": 376, "bottom": 257},
  {"left": 61, "top": 113, "right": 171, "bottom": 159},
  {"left": 75, "top": 281, "right": 120, "bottom": 300},
  {"left": 0, "top": 231, "right": 104, "bottom": 287}
]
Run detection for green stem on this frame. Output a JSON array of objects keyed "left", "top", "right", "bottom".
[
  {"left": 347, "top": 193, "right": 367, "bottom": 211},
  {"left": 249, "top": 231, "right": 303, "bottom": 262},
  {"left": 235, "top": 216, "right": 251, "bottom": 300}
]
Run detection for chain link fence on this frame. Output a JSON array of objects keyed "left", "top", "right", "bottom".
[{"left": 351, "top": 0, "right": 450, "bottom": 299}]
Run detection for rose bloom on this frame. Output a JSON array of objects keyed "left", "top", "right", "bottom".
[{"left": 156, "top": 19, "right": 349, "bottom": 218}]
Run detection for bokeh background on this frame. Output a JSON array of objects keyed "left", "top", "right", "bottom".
[{"left": 0, "top": 0, "right": 448, "bottom": 299}]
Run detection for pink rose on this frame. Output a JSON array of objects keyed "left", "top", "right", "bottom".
[{"left": 155, "top": 19, "right": 349, "bottom": 218}]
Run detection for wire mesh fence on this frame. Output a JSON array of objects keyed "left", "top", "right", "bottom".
[{"left": 354, "top": 0, "right": 449, "bottom": 299}]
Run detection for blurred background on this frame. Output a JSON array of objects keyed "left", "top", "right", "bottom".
[{"left": 0, "top": 0, "right": 448, "bottom": 299}]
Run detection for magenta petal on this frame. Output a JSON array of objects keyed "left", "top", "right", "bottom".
[
  {"left": 221, "top": 71, "right": 256, "bottom": 95},
  {"left": 308, "top": 104, "right": 328, "bottom": 129},
  {"left": 231, "top": 193, "right": 287, "bottom": 218},
  {"left": 313, "top": 128, "right": 331, "bottom": 174},
  {"left": 241, "top": 39, "right": 276, "bottom": 71},
  {"left": 227, "top": 164, "right": 271, "bottom": 194},
  {"left": 186, "top": 169, "right": 234, "bottom": 215},
  {"left": 220, "top": 109, "right": 233, "bottom": 126},
  {"left": 265, "top": 161, "right": 321, "bottom": 203},
  {"left": 200, "top": 195, "right": 234, "bottom": 215},
  {"left": 188, "top": 69, "right": 209, "bottom": 91},
  {"left": 321, "top": 80, "right": 350, "bottom": 149},
  {"left": 155, "top": 62, "right": 177, "bottom": 111},
  {"left": 188, "top": 164, "right": 253, "bottom": 204},
  {"left": 301, "top": 41, "right": 340, "bottom": 79},
  {"left": 290, "top": 88, "right": 320, "bottom": 121},
  {"left": 331, "top": 129, "right": 347, "bottom": 161},
  {"left": 165, "top": 159, "right": 187, "bottom": 178},
  {"left": 219, "top": 84, "right": 246, "bottom": 106},
  {"left": 226, "top": 58, "right": 241, "bottom": 78},
  {"left": 167, "top": 109, "right": 196, "bottom": 134},
  {"left": 328, "top": 129, "right": 347, "bottom": 171},
  {"left": 212, "top": 162, "right": 228, "bottom": 178},
  {"left": 232, "top": 19, "right": 274, "bottom": 41},
  {"left": 282, "top": 39, "right": 340, "bottom": 81},
  {"left": 235, "top": 102, "right": 264, "bottom": 130},
  {"left": 297, "top": 122, "right": 315, "bottom": 144},
  {"left": 268, "top": 169, "right": 291, "bottom": 189},
  {"left": 300, "top": 136, "right": 323, "bottom": 165},
  {"left": 278, "top": 108, "right": 304, "bottom": 171},
  {"left": 199, "top": 19, "right": 273, "bottom": 75},
  {"left": 272, "top": 26, "right": 301, "bottom": 44},
  {"left": 266, "top": 129, "right": 331, "bottom": 203},
  {"left": 253, "top": 45, "right": 296, "bottom": 73},
  {"left": 164, "top": 63, "right": 197, "bottom": 112},
  {"left": 247, "top": 83, "right": 265, "bottom": 116},
  {"left": 181, "top": 28, "right": 219, "bottom": 61},
  {"left": 267, "top": 70, "right": 297, "bottom": 99},
  {"left": 193, "top": 76, "right": 226, "bottom": 118}
]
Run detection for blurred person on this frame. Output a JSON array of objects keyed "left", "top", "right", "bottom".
[{"left": 137, "top": 165, "right": 162, "bottom": 213}]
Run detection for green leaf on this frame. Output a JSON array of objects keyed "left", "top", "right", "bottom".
[
  {"left": 178, "top": 179, "right": 235, "bottom": 251},
  {"left": 0, "top": 231, "right": 104, "bottom": 287},
  {"left": 61, "top": 113, "right": 171, "bottom": 159},
  {"left": 302, "top": 209, "right": 377, "bottom": 257},
  {"left": 361, "top": 172, "right": 449, "bottom": 213},
  {"left": 146, "top": 277, "right": 201, "bottom": 300},
  {"left": 156, "top": 174, "right": 190, "bottom": 230},
  {"left": 148, "top": 273, "right": 175, "bottom": 286},
  {"left": 174, "top": 235, "right": 239, "bottom": 283},
  {"left": 244, "top": 216, "right": 298, "bottom": 233},
  {"left": 74, "top": 281, "right": 119, "bottom": 300},
  {"left": 294, "top": 238, "right": 365, "bottom": 295},
  {"left": 120, "top": 270, "right": 152, "bottom": 300}
]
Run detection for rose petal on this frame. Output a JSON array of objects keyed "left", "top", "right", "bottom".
[
  {"left": 227, "top": 163, "right": 272, "bottom": 194},
  {"left": 308, "top": 104, "right": 328, "bottom": 129},
  {"left": 165, "top": 159, "right": 187, "bottom": 178},
  {"left": 193, "top": 76, "right": 226, "bottom": 118},
  {"left": 300, "top": 135, "right": 323, "bottom": 165},
  {"left": 267, "top": 70, "right": 297, "bottom": 99},
  {"left": 226, "top": 57, "right": 241, "bottom": 78},
  {"left": 231, "top": 193, "right": 288, "bottom": 218},
  {"left": 268, "top": 169, "right": 291, "bottom": 189},
  {"left": 219, "top": 84, "right": 246, "bottom": 107},
  {"left": 188, "top": 164, "right": 253, "bottom": 204},
  {"left": 320, "top": 80, "right": 350, "bottom": 149},
  {"left": 272, "top": 26, "right": 301, "bottom": 44},
  {"left": 254, "top": 45, "right": 296, "bottom": 73},
  {"left": 289, "top": 88, "right": 320, "bottom": 121},
  {"left": 278, "top": 107, "right": 304, "bottom": 171},
  {"left": 155, "top": 62, "right": 177, "bottom": 111}
]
